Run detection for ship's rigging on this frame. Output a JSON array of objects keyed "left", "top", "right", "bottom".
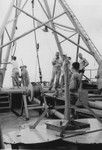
[
  {"left": 0, "top": 1, "right": 102, "bottom": 148},
  {"left": 0, "top": 0, "right": 102, "bottom": 87}
]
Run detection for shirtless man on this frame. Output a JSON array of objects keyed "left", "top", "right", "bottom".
[
  {"left": 70, "top": 62, "right": 81, "bottom": 105},
  {"left": 20, "top": 65, "right": 30, "bottom": 87},
  {"left": 78, "top": 53, "right": 89, "bottom": 89},
  {"left": 69, "top": 62, "right": 81, "bottom": 117}
]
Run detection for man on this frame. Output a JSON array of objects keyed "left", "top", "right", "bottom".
[
  {"left": 78, "top": 53, "right": 89, "bottom": 89},
  {"left": 20, "top": 65, "right": 30, "bottom": 87},
  {"left": 60, "top": 54, "right": 67, "bottom": 88},
  {"left": 95, "top": 62, "right": 102, "bottom": 94},
  {"left": 49, "top": 52, "right": 62, "bottom": 90},
  {"left": 69, "top": 62, "right": 81, "bottom": 117},
  {"left": 67, "top": 56, "right": 72, "bottom": 70},
  {"left": 60, "top": 55, "right": 72, "bottom": 89},
  {"left": 70, "top": 62, "right": 81, "bottom": 94},
  {"left": 78, "top": 53, "right": 89, "bottom": 74},
  {"left": 11, "top": 56, "right": 20, "bottom": 87}
]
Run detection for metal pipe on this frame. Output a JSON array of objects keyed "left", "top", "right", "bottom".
[
  {"left": 0, "top": 32, "right": 4, "bottom": 67},
  {"left": 5, "top": 28, "right": 11, "bottom": 40},
  {"left": 0, "top": 5, "right": 92, "bottom": 56},
  {"left": 51, "top": 109, "right": 64, "bottom": 119},
  {"left": 32, "top": 0, "right": 42, "bottom": 83},
  {"left": 0, "top": 10, "right": 65, "bottom": 49},
  {"left": 13, "top": 4, "right": 92, "bottom": 55},
  {"left": 52, "top": 0, "right": 56, "bottom": 17},
  {"left": 89, "top": 101, "right": 102, "bottom": 110},
  {"left": 60, "top": 33, "right": 77, "bottom": 44},
  {"left": 76, "top": 34, "right": 80, "bottom": 62},
  {"left": 64, "top": 59, "right": 70, "bottom": 121},
  {"left": 7, "top": 0, "right": 29, "bottom": 25},
  {"left": 43, "top": 0, "right": 63, "bottom": 58},
  {"left": 53, "top": 22, "right": 76, "bottom": 31},
  {"left": 0, "top": 126, "right": 4, "bottom": 149},
  {"left": 34, "top": 98, "right": 41, "bottom": 104},
  {"left": 58, "top": 0, "right": 102, "bottom": 65},
  {"left": 0, "top": 0, "right": 15, "bottom": 39},
  {"left": 37, "top": 0, "right": 49, "bottom": 18},
  {"left": 2, "top": 0, "right": 22, "bottom": 85}
]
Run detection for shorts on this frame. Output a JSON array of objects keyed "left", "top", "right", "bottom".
[
  {"left": 79, "top": 69, "right": 85, "bottom": 74},
  {"left": 70, "top": 93, "right": 78, "bottom": 105}
]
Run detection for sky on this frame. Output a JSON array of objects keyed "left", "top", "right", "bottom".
[{"left": 0, "top": 0, "right": 102, "bottom": 87}]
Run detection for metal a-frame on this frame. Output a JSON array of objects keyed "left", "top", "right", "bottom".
[{"left": 0, "top": 0, "right": 102, "bottom": 124}]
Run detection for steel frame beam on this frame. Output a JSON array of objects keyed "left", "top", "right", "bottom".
[{"left": 0, "top": 5, "right": 92, "bottom": 56}]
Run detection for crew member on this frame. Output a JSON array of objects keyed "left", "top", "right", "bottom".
[
  {"left": 78, "top": 53, "right": 89, "bottom": 89},
  {"left": 20, "top": 65, "right": 30, "bottom": 87},
  {"left": 61, "top": 55, "right": 72, "bottom": 89},
  {"left": 70, "top": 62, "right": 81, "bottom": 95},
  {"left": 78, "top": 53, "right": 89, "bottom": 74},
  {"left": 95, "top": 62, "right": 102, "bottom": 94},
  {"left": 49, "top": 52, "right": 62, "bottom": 90},
  {"left": 69, "top": 62, "right": 81, "bottom": 117}
]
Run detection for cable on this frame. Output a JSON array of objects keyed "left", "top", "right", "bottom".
[{"left": 54, "top": 24, "right": 75, "bottom": 32}]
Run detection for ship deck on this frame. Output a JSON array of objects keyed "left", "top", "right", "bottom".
[
  {"left": 1, "top": 87, "right": 102, "bottom": 149},
  {"left": 1, "top": 111, "right": 102, "bottom": 150}
]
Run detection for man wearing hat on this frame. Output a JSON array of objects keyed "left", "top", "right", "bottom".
[{"left": 20, "top": 65, "right": 30, "bottom": 87}]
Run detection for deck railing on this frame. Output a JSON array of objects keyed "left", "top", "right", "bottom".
[{"left": 85, "top": 68, "right": 98, "bottom": 82}]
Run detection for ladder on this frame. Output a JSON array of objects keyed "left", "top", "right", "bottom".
[
  {"left": 0, "top": 93, "right": 11, "bottom": 112},
  {"left": 59, "top": 0, "right": 102, "bottom": 64}
]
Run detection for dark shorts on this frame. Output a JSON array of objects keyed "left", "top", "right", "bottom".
[
  {"left": 79, "top": 69, "right": 85, "bottom": 74},
  {"left": 70, "top": 93, "right": 78, "bottom": 105}
]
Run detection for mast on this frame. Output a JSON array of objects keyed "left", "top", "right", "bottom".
[
  {"left": 0, "top": 33, "right": 4, "bottom": 67},
  {"left": 58, "top": 0, "right": 102, "bottom": 65},
  {"left": 76, "top": 34, "right": 80, "bottom": 62},
  {"left": 43, "top": 0, "right": 63, "bottom": 58},
  {"left": 0, "top": 0, "right": 15, "bottom": 40},
  {"left": 2, "top": 0, "right": 22, "bottom": 86},
  {"left": 0, "top": 0, "right": 101, "bottom": 87},
  {"left": 31, "top": 0, "right": 42, "bottom": 83}
]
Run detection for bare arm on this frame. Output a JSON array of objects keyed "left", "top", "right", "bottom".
[
  {"left": 52, "top": 58, "right": 56, "bottom": 65},
  {"left": 85, "top": 59, "right": 89, "bottom": 67}
]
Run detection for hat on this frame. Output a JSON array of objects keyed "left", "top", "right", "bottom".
[
  {"left": 68, "top": 56, "right": 71, "bottom": 60},
  {"left": 20, "top": 65, "right": 27, "bottom": 68},
  {"left": 11, "top": 56, "right": 16, "bottom": 60}
]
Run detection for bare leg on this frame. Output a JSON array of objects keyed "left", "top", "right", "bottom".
[
  {"left": 55, "top": 70, "right": 61, "bottom": 90},
  {"left": 49, "top": 69, "right": 56, "bottom": 90}
]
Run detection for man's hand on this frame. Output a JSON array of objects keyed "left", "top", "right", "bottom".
[{"left": 52, "top": 60, "right": 56, "bottom": 65}]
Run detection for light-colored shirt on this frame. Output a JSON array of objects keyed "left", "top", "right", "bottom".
[
  {"left": 12, "top": 60, "right": 19, "bottom": 69},
  {"left": 11, "top": 60, "right": 19, "bottom": 73}
]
